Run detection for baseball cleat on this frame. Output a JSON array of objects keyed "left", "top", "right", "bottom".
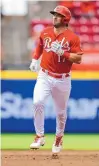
[
  {"left": 52, "top": 135, "right": 63, "bottom": 155},
  {"left": 30, "top": 135, "right": 45, "bottom": 149}
]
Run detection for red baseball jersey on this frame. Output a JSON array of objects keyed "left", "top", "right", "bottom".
[{"left": 32, "top": 26, "right": 82, "bottom": 73}]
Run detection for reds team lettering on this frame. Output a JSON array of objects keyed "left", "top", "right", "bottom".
[
  {"left": 44, "top": 37, "right": 70, "bottom": 62},
  {"left": 44, "top": 37, "right": 70, "bottom": 52}
]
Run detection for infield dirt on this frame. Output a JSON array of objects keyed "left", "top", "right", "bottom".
[{"left": 1, "top": 150, "right": 99, "bottom": 166}]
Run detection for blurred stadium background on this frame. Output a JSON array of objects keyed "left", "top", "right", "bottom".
[{"left": 1, "top": 0, "right": 99, "bottom": 150}]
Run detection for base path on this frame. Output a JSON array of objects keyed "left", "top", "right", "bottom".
[{"left": 1, "top": 150, "right": 99, "bottom": 166}]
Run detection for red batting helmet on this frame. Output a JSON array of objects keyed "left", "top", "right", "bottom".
[{"left": 50, "top": 5, "right": 71, "bottom": 23}]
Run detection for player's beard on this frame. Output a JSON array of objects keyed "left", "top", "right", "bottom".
[{"left": 54, "top": 22, "right": 65, "bottom": 28}]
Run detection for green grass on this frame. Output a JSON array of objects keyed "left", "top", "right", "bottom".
[{"left": 1, "top": 134, "right": 99, "bottom": 150}]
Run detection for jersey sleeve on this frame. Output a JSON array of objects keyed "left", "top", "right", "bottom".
[
  {"left": 70, "top": 35, "right": 83, "bottom": 53},
  {"left": 32, "top": 34, "right": 43, "bottom": 60}
]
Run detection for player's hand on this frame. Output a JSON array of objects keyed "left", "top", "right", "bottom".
[
  {"left": 51, "top": 41, "right": 64, "bottom": 56},
  {"left": 29, "top": 59, "right": 38, "bottom": 72}
]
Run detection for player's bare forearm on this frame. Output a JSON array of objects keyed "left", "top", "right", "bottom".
[
  {"left": 64, "top": 52, "right": 83, "bottom": 64},
  {"left": 68, "top": 52, "right": 83, "bottom": 64}
]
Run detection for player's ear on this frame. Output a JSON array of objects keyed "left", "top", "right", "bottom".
[
  {"left": 62, "top": 17, "right": 67, "bottom": 24},
  {"left": 63, "top": 18, "right": 67, "bottom": 23}
]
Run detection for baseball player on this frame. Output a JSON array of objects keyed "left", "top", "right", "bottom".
[{"left": 29, "top": 6, "right": 83, "bottom": 154}]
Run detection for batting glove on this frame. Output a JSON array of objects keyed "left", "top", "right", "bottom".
[
  {"left": 29, "top": 59, "right": 38, "bottom": 72},
  {"left": 51, "top": 41, "right": 64, "bottom": 56}
]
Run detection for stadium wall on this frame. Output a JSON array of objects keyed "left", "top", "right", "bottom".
[{"left": 1, "top": 70, "right": 99, "bottom": 133}]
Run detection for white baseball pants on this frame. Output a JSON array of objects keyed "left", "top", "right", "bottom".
[{"left": 33, "top": 69, "right": 71, "bottom": 136}]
